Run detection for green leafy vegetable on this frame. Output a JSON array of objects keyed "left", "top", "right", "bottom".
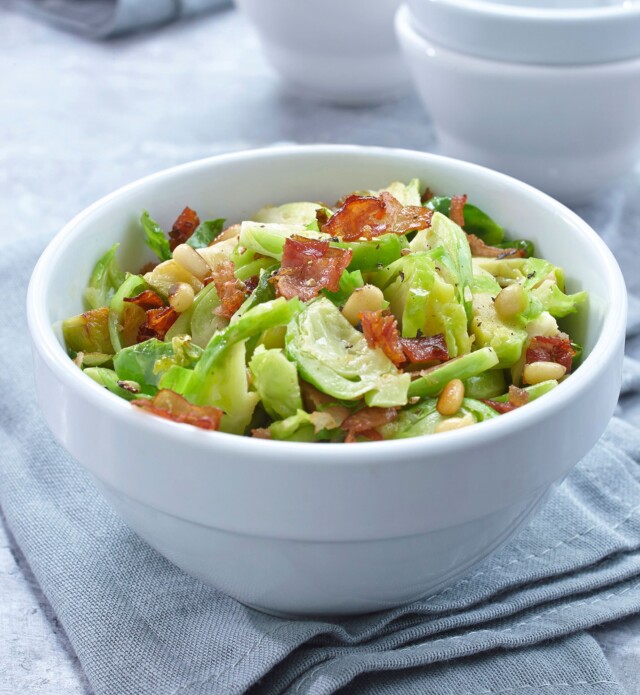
[
  {"left": 186, "top": 219, "right": 226, "bottom": 249},
  {"left": 85, "top": 244, "right": 126, "bottom": 310},
  {"left": 425, "top": 196, "right": 505, "bottom": 245},
  {"left": 285, "top": 298, "right": 410, "bottom": 407},
  {"left": 141, "top": 210, "right": 172, "bottom": 262},
  {"left": 249, "top": 345, "right": 303, "bottom": 420}
]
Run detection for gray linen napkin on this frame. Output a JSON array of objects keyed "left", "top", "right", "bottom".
[
  {"left": 16, "top": 0, "right": 231, "bottom": 37},
  {"left": 2, "top": 233, "right": 640, "bottom": 694}
]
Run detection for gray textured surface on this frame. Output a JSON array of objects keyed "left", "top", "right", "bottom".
[{"left": 0, "top": 3, "right": 638, "bottom": 692}]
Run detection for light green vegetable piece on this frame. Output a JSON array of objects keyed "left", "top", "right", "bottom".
[
  {"left": 423, "top": 212, "right": 474, "bottom": 318},
  {"left": 63, "top": 307, "right": 114, "bottom": 354},
  {"left": 85, "top": 244, "right": 126, "bottom": 310},
  {"left": 165, "top": 342, "right": 259, "bottom": 435},
  {"left": 470, "top": 292, "right": 529, "bottom": 368},
  {"left": 464, "top": 370, "right": 506, "bottom": 400},
  {"left": 285, "top": 298, "right": 410, "bottom": 407},
  {"left": 371, "top": 252, "right": 471, "bottom": 358},
  {"left": 108, "top": 274, "right": 147, "bottom": 352},
  {"left": 238, "top": 221, "right": 328, "bottom": 260},
  {"left": 252, "top": 202, "right": 332, "bottom": 226},
  {"left": 408, "top": 347, "right": 499, "bottom": 399},
  {"left": 187, "top": 219, "right": 225, "bottom": 249},
  {"left": 114, "top": 336, "right": 202, "bottom": 389},
  {"left": 249, "top": 345, "right": 302, "bottom": 420},
  {"left": 186, "top": 297, "right": 303, "bottom": 399},
  {"left": 141, "top": 210, "right": 172, "bottom": 262},
  {"left": 84, "top": 367, "right": 148, "bottom": 402},
  {"left": 381, "top": 396, "right": 498, "bottom": 440},
  {"left": 492, "top": 380, "right": 558, "bottom": 403}
]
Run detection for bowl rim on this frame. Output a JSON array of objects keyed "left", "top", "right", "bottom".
[
  {"left": 27, "top": 144, "right": 627, "bottom": 465},
  {"left": 397, "top": 4, "right": 640, "bottom": 73},
  {"left": 411, "top": 0, "right": 640, "bottom": 23}
]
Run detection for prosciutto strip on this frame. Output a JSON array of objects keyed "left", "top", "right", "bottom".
[
  {"left": 132, "top": 390, "right": 222, "bottom": 430},
  {"left": 483, "top": 386, "right": 530, "bottom": 414},
  {"left": 449, "top": 194, "right": 467, "bottom": 227},
  {"left": 213, "top": 260, "right": 248, "bottom": 319},
  {"left": 169, "top": 206, "right": 200, "bottom": 251},
  {"left": 321, "top": 192, "right": 433, "bottom": 241},
  {"left": 272, "top": 236, "right": 352, "bottom": 302},
  {"left": 359, "top": 310, "right": 405, "bottom": 367},
  {"left": 123, "top": 289, "right": 166, "bottom": 311},
  {"left": 400, "top": 334, "right": 449, "bottom": 364},
  {"left": 342, "top": 407, "right": 397, "bottom": 443},
  {"left": 468, "top": 234, "right": 526, "bottom": 259},
  {"left": 137, "top": 306, "right": 179, "bottom": 342},
  {"left": 526, "top": 335, "right": 576, "bottom": 372}
]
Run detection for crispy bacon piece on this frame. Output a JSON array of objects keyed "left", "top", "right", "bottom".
[
  {"left": 450, "top": 194, "right": 467, "bottom": 227},
  {"left": 123, "top": 289, "right": 165, "bottom": 311},
  {"left": 138, "top": 261, "right": 158, "bottom": 275},
  {"left": 321, "top": 192, "right": 433, "bottom": 241},
  {"left": 169, "top": 207, "right": 200, "bottom": 251},
  {"left": 272, "top": 236, "right": 352, "bottom": 302},
  {"left": 300, "top": 382, "right": 351, "bottom": 429},
  {"left": 251, "top": 428, "right": 272, "bottom": 439},
  {"left": 509, "top": 384, "right": 530, "bottom": 407},
  {"left": 483, "top": 385, "right": 531, "bottom": 414},
  {"left": 342, "top": 407, "right": 397, "bottom": 443},
  {"left": 315, "top": 207, "right": 329, "bottom": 228},
  {"left": 483, "top": 399, "right": 517, "bottom": 414},
  {"left": 244, "top": 275, "right": 260, "bottom": 293},
  {"left": 213, "top": 260, "right": 248, "bottom": 319},
  {"left": 526, "top": 335, "right": 576, "bottom": 372},
  {"left": 137, "top": 307, "right": 178, "bottom": 342},
  {"left": 359, "top": 310, "right": 405, "bottom": 367},
  {"left": 132, "top": 390, "right": 222, "bottom": 430},
  {"left": 467, "top": 234, "right": 526, "bottom": 259},
  {"left": 421, "top": 187, "right": 435, "bottom": 204},
  {"left": 400, "top": 334, "right": 449, "bottom": 365}
]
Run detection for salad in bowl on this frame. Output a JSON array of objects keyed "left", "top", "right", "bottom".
[{"left": 62, "top": 179, "right": 586, "bottom": 443}]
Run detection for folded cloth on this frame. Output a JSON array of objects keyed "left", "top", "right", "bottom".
[
  {"left": 16, "top": 0, "right": 231, "bottom": 37},
  {"left": 1, "top": 234, "right": 640, "bottom": 695}
]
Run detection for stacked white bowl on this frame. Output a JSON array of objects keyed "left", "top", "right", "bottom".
[{"left": 396, "top": 0, "right": 640, "bottom": 203}]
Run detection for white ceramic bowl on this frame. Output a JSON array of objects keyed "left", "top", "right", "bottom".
[
  {"left": 233, "top": 0, "right": 411, "bottom": 105},
  {"left": 406, "top": 0, "right": 640, "bottom": 65},
  {"left": 396, "top": 5, "right": 640, "bottom": 204},
  {"left": 28, "top": 145, "right": 626, "bottom": 616}
]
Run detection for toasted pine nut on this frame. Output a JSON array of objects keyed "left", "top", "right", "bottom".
[
  {"left": 173, "top": 243, "right": 211, "bottom": 281},
  {"left": 435, "top": 412, "right": 475, "bottom": 434},
  {"left": 523, "top": 361, "right": 566, "bottom": 385},
  {"left": 494, "top": 283, "right": 527, "bottom": 320},
  {"left": 168, "top": 282, "right": 195, "bottom": 313},
  {"left": 437, "top": 378, "right": 465, "bottom": 416},
  {"left": 341, "top": 285, "right": 385, "bottom": 325}
]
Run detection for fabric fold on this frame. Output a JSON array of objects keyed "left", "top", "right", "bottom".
[{"left": 16, "top": 0, "right": 231, "bottom": 38}]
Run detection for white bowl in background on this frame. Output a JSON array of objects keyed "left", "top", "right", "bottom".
[
  {"left": 234, "top": 0, "right": 411, "bottom": 105},
  {"left": 396, "top": 5, "right": 640, "bottom": 204},
  {"left": 27, "top": 145, "right": 626, "bottom": 616},
  {"left": 406, "top": 0, "right": 640, "bottom": 65}
]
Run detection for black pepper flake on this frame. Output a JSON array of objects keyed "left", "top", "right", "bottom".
[{"left": 399, "top": 271, "right": 405, "bottom": 282}]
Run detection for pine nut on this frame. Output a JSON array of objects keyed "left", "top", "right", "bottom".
[
  {"left": 341, "top": 284, "right": 385, "bottom": 325},
  {"left": 173, "top": 243, "right": 211, "bottom": 281},
  {"left": 494, "top": 283, "right": 527, "bottom": 320},
  {"left": 168, "top": 282, "right": 195, "bottom": 313},
  {"left": 437, "top": 378, "right": 465, "bottom": 416},
  {"left": 523, "top": 361, "right": 566, "bottom": 385},
  {"left": 435, "top": 412, "right": 475, "bottom": 434}
]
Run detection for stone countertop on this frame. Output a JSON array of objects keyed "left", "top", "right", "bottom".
[{"left": 1, "top": 3, "right": 639, "bottom": 692}]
